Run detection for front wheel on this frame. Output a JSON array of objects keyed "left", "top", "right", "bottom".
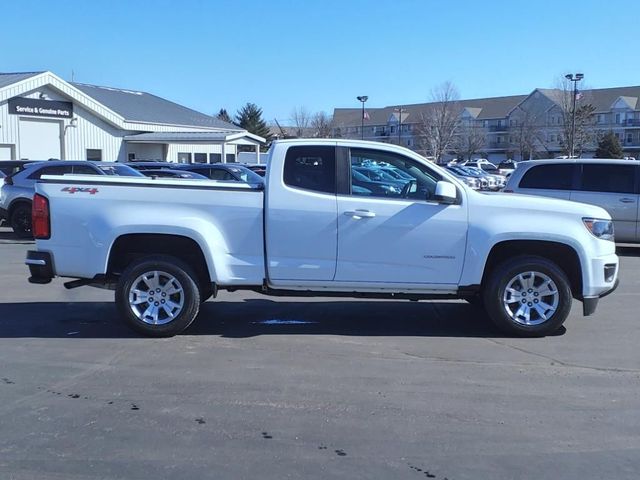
[
  {"left": 483, "top": 255, "right": 572, "bottom": 337},
  {"left": 115, "top": 256, "right": 201, "bottom": 337}
]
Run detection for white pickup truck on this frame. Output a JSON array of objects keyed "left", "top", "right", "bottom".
[{"left": 26, "top": 139, "right": 619, "bottom": 337}]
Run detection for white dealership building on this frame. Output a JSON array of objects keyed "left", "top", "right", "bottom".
[{"left": 0, "top": 71, "right": 264, "bottom": 163}]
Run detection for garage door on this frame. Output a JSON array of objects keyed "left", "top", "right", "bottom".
[
  {"left": 0, "top": 145, "right": 12, "bottom": 160},
  {"left": 19, "top": 119, "right": 62, "bottom": 160}
]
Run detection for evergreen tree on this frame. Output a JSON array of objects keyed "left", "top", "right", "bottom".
[
  {"left": 216, "top": 108, "right": 233, "bottom": 125},
  {"left": 235, "top": 103, "right": 271, "bottom": 140},
  {"left": 595, "top": 131, "right": 624, "bottom": 159}
]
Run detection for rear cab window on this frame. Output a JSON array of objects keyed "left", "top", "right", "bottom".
[
  {"left": 519, "top": 164, "right": 574, "bottom": 190},
  {"left": 283, "top": 146, "right": 336, "bottom": 194}
]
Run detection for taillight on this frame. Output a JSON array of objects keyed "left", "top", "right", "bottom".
[
  {"left": 3, "top": 176, "right": 12, "bottom": 185},
  {"left": 32, "top": 193, "right": 50, "bottom": 239}
]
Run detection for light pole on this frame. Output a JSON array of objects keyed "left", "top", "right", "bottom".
[
  {"left": 565, "top": 73, "right": 584, "bottom": 158},
  {"left": 357, "top": 95, "right": 368, "bottom": 140}
]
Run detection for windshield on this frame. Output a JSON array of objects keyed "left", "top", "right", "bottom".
[
  {"left": 228, "top": 166, "right": 264, "bottom": 184},
  {"left": 98, "top": 164, "right": 145, "bottom": 177}
]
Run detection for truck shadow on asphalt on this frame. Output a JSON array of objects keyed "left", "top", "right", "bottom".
[{"left": 0, "top": 299, "right": 565, "bottom": 339}]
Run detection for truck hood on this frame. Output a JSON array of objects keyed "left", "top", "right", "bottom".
[{"left": 475, "top": 191, "right": 611, "bottom": 220}]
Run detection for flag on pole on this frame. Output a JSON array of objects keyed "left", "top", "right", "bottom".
[
  {"left": 575, "top": 90, "right": 582, "bottom": 101},
  {"left": 363, "top": 111, "right": 370, "bottom": 120}
]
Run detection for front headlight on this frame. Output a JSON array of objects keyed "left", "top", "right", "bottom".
[{"left": 583, "top": 217, "right": 614, "bottom": 241}]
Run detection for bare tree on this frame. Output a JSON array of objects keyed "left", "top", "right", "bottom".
[
  {"left": 311, "top": 111, "right": 333, "bottom": 138},
  {"left": 415, "top": 81, "right": 461, "bottom": 163},
  {"left": 290, "top": 106, "right": 311, "bottom": 137},
  {"left": 509, "top": 108, "right": 546, "bottom": 160},
  {"left": 555, "top": 76, "right": 597, "bottom": 156},
  {"left": 453, "top": 121, "right": 486, "bottom": 160}
]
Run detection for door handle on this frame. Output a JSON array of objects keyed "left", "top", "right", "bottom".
[
  {"left": 619, "top": 197, "right": 636, "bottom": 204},
  {"left": 344, "top": 209, "right": 376, "bottom": 219}
]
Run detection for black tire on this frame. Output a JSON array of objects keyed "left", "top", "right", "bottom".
[
  {"left": 115, "top": 255, "right": 201, "bottom": 337},
  {"left": 10, "top": 204, "right": 33, "bottom": 239},
  {"left": 482, "top": 255, "right": 572, "bottom": 337}
]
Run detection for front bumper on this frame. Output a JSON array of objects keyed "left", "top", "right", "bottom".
[
  {"left": 26, "top": 250, "right": 54, "bottom": 284},
  {"left": 581, "top": 253, "right": 619, "bottom": 316},
  {"left": 582, "top": 278, "right": 619, "bottom": 315}
]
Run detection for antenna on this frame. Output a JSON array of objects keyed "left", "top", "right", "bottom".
[{"left": 71, "top": 70, "right": 75, "bottom": 82}]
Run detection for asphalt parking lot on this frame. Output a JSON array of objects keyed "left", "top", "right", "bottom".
[{"left": 0, "top": 226, "right": 639, "bottom": 480}]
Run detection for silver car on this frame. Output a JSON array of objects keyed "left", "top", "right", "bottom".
[
  {"left": 1, "top": 161, "right": 142, "bottom": 237},
  {"left": 504, "top": 158, "right": 639, "bottom": 242}
]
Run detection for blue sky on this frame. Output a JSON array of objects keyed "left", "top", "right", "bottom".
[{"left": 1, "top": 0, "right": 637, "bottom": 124}]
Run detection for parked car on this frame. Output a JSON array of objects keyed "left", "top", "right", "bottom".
[
  {"left": 445, "top": 167, "right": 481, "bottom": 190},
  {"left": 26, "top": 139, "right": 618, "bottom": 338},
  {"left": 461, "top": 159, "right": 501, "bottom": 175},
  {"left": 504, "top": 158, "right": 640, "bottom": 242},
  {"left": 180, "top": 164, "right": 264, "bottom": 186},
  {"left": 0, "top": 160, "right": 39, "bottom": 176},
  {"left": 497, "top": 160, "right": 518, "bottom": 176},
  {"left": 242, "top": 164, "right": 267, "bottom": 177},
  {"left": 124, "top": 161, "right": 175, "bottom": 171},
  {"left": 351, "top": 168, "right": 403, "bottom": 196},
  {"left": 140, "top": 169, "right": 208, "bottom": 180},
  {"left": 127, "top": 162, "right": 264, "bottom": 187},
  {"left": 351, "top": 166, "right": 409, "bottom": 194},
  {"left": 0, "top": 171, "right": 4, "bottom": 223},
  {"left": 1, "top": 161, "right": 142, "bottom": 237},
  {"left": 447, "top": 166, "right": 490, "bottom": 190},
  {"left": 464, "top": 167, "right": 506, "bottom": 190}
]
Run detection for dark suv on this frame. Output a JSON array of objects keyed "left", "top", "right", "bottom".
[{"left": 126, "top": 162, "right": 264, "bottom": 187}]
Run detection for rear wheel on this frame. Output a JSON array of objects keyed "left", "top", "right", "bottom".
[
  {"left": 483, "top": 255, "right": 572, "bottom": 337},
  {"left": 115, "top": 256, "right": 201, "bottom": 337},
  {"left": 10, "top": 204, "right": 32, "bottom": 238}
]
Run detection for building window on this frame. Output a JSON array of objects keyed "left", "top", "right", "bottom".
[
  {"left": 598, "top": 114, "right": 606, "bottom": 124},
  {"left": 225, "top": 154, "right": 236, "bottom": 163},
  {"left": 390, "top": 126, "right": 396, "bottom": 134},
  {"left": 209, "top": 153, "right": 222, "bottom": 163},
  {"left": 616, "top": 113, "right": 621, "bottom": 124},
  {"left": 128, "top": 153, "right": 136, "bottom": 161},
  {"left": 177, "top": 152, "right": 191, "bottom": 163},
  {"left": 407, "top": 139, "right": 412, "bottom": 147},
  {"left": 194, "top": 153, "right": 207, "bottom": 163},
  {"left": 627, "top": 133, "right": 633, "bottom": 143},
  {"left": 86, "top": 149, "right": 102, "bottom": 161}
]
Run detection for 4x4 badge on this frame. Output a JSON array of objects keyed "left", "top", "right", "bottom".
[{"left": 61, "top": 187, "right": 99, "bottom": 195}]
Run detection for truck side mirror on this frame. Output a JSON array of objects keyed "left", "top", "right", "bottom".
[{"left": 433, "top": 181, "right": 457, "bottom": 204}]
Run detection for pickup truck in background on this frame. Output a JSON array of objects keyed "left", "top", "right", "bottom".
[{"left": 26, "top": 140, "right": 619, "bottom": 337}]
